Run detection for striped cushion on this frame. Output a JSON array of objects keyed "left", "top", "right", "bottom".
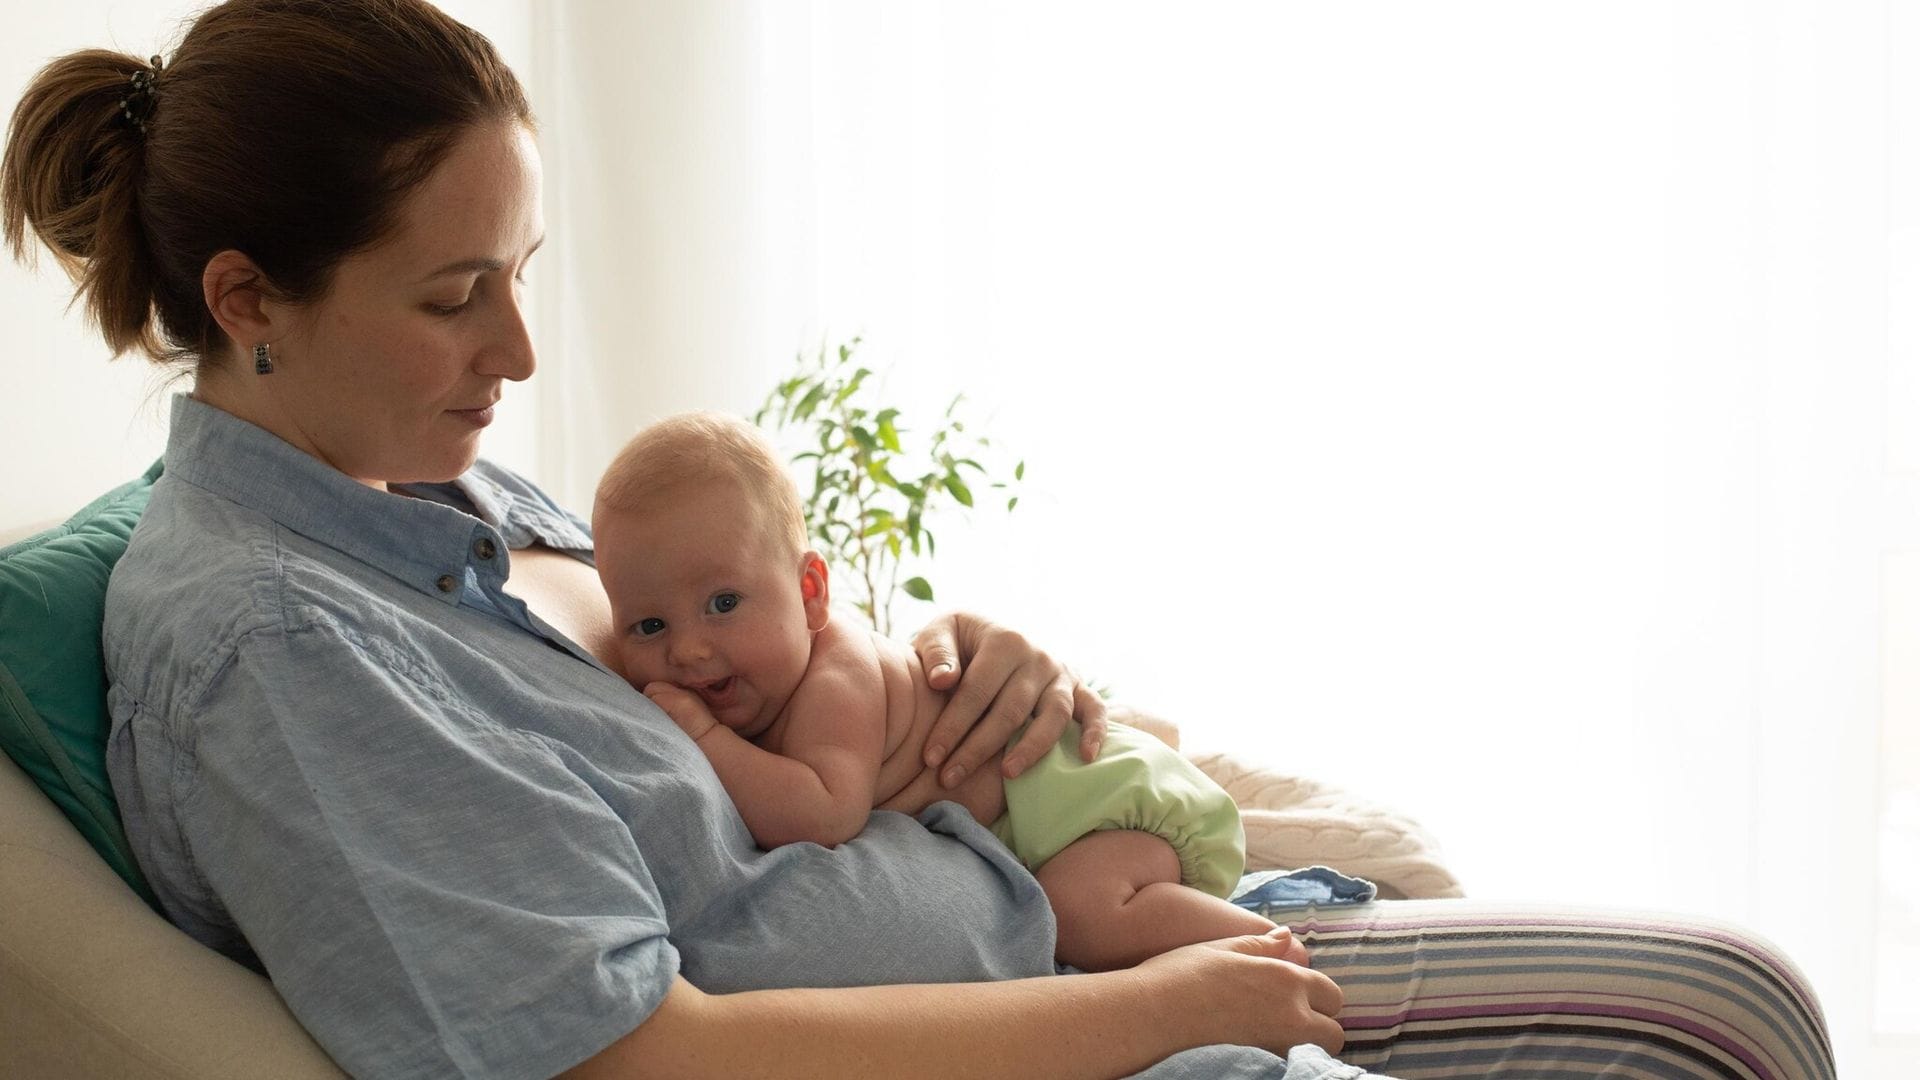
[{"left": 1266, "top": 899, "right": 1835, "bottom": 1080}]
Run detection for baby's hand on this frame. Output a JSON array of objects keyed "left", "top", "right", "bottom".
[{"left": 644, "top": 682, "right": 718, "bottom": 741}]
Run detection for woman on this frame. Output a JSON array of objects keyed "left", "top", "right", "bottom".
[{"left": 1, "top": 2, "right": 1833, "bottom": 1078}]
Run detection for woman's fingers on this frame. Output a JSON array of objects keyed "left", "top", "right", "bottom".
[
  {"left": 917, "top": 617, "right": 1038, "bottom": 782},
  {"left": 1306, "top": 967, "right": 1346, "bottom": 1025},
  {"left": 1242, "top": 926, "right": 1298, "bottom": 957},
  {"left": 1072, "top": 680, "right": 1108, "bottom": 763},
  {"left": 1143, "top": 931, "right": 1349, "bottom": 1058},
  {"left": 1295, "top": 1008, "right": 1348, "bottom": 1057},
  {"left": 1261, "top": 925, "right": 1311, "bottom": 968},
  {"left": 909, "top": 619, "right": 962, "bottom": 690},
  {"left": 910, "top": 612, "right": 982, "bottom": 773},
  {"left": 908, "top": 611, "right": 1100, "bottom": 786},
  {"left": 941, "top": 632, "right": 1076, "bottom": 785},
  {"left": 996, "top": 666, "right": 1076, "bottom": 778},
  {"left": 933, "top": 666, "right": 1038, "bottom": 786},
  {"left": 1250, "top": 935, "right": 1346, "bottom": 1053}
]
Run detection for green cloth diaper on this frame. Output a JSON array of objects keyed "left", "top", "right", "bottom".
[{"left": 990, "top": 719, "right": 1245, "bottom": 899}]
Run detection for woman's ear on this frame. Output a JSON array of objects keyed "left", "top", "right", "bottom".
[
  {"left": 799, "top": 551, "right": 830, "bottom": 631},
  {"left": 200, "top": 249, "right": 286, "bottom": 359}
]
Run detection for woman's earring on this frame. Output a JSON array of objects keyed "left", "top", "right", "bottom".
[{"left": 253, "top": 343, "right": 273, "bottom": 375}]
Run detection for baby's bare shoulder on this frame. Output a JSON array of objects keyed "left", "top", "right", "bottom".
[{"left": 807, "top": 614, "right": 871, "bottom": 664}]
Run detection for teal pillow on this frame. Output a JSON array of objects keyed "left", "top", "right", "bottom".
[{"left": 0, "top": 460, "right": 162, "bottom": 908}]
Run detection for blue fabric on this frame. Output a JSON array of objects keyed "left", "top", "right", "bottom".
[
  {"left": 1230, "top": 865, "right": 1379, "bottom": 913},
  {"left": 1131, "top": 1044, "right": 1391, "bottom": 1078},
  {"left": 104, "top": 395, "right": 1066, "bottom": 1080}
]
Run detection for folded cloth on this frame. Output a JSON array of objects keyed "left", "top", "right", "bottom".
[
  {"left": 1229, "top": 865, "right": 1377, "bottom": 912},
  {"left": 1280, "top": 1045, "right": 1395, "bottom": 1079},
  {"left": 1126, "top": 1043, "right": 1398, "bottom": 1078}
]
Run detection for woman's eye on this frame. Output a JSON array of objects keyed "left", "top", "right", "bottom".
[
  {"left": 636, "top": 617, "right": 666, "bottom": 637},
  {"left": 426, "top": 298, "right": 472, "bottom": 317},
  {"left": 707, "top": 593, "right": 740, "bottom": 615}
]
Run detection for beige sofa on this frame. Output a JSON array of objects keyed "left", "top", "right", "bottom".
[{"left": 0, "top": 749, "right": 344, "bottom": 1078}]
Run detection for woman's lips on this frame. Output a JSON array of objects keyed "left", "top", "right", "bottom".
[{"left": 449, "top": 405, "right": 496, "bottom": 428}]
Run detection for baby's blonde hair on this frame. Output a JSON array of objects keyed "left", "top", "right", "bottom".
[{"left": 594, "top": 411, "right": 808, "bottom": 557}]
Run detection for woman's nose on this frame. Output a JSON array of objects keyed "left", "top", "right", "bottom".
[{"left": 478, "top": 288, "right": 537, "bottom": 381}]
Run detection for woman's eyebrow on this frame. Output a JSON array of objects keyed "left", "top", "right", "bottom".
[{"left": 417, "top": 236, "right": 545, "bottom": 282}]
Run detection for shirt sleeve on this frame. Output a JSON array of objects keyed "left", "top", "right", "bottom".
[{"left": 167, "top": 614, "right": 673, "bottom": 1080}]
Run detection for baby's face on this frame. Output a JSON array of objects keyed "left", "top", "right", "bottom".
[{"left": 596, "top": 483, "right": 815, "bottom": 740}]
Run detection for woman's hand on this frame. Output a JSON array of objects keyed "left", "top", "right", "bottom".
[
  {"left": 1136, "top": 927, "right": 1346, "bottom": 1058},
  {"left": 911, "top": 612, "right": 1107, "bottom": 788}
]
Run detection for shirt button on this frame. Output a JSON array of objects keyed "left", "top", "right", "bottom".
[
  {"left": 474, "top": 538, "right": 497, "bottom": 561},
  {"left": 435, "top": 574, "right": 458, "bottom": 593}
]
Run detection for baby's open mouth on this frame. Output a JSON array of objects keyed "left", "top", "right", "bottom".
[{"left": 696, "top": 677, "right": 735, "bottom": 706}]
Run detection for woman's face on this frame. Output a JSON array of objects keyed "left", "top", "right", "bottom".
[{"left": 261, "top": 121, "right": 545, "bottom": 488}]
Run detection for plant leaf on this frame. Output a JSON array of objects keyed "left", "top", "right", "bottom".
[
  {"left": 943, "top": 475, "right": 974, "bottom": 507},
  {"left": 903, "top": 576, "right": 934, "bottom": 601},
  {"left": 795, "top": 383, "right": 827, "bottom": 421},
  {"left": 834, "top": 367, "right": 872, "bottom": 405}
]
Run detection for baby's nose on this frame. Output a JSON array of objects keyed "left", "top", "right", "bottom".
[{"left": 668, "top": 633, "right": 712, "bottom": 667}]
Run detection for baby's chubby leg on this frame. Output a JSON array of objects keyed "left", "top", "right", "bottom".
[{"left": 1036, "top": 829, "right": 1283, "bottom": 972}]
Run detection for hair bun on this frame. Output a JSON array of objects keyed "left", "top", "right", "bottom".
[{"left": 1, "top": 48, "right": 163, "bottom": 357}]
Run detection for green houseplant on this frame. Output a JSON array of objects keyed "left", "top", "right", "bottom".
[{"left": 754, "top": 337, "right": 1023, "bottom": 636}]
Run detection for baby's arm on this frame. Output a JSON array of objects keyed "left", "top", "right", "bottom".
[{"left": 645, "top": 624, "right": 886, "bottom": 849}]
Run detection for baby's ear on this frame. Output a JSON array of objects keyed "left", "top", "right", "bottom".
[{"left": 799, "top": 551, "right": 831, "bottom": 631}]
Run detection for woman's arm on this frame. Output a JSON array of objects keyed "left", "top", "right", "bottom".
[
  {"left": 560, "top": 929, "right": 1343, "bottom": 1080},
  {"left": 911, "top": 611, "right": 1109, "bottom": 789}
]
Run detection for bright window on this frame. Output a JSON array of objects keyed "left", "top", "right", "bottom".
[{"left": 754, "top": 3, "right": 1908, "bottom": 1073}]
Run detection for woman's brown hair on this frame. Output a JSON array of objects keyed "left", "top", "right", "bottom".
[{"left": 0, "top": 0, "right": 533, "bottom": 367}]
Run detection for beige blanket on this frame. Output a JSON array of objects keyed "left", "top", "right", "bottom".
[{"left": 1115, "top": 707, "right": 1463, "bottom": 900}]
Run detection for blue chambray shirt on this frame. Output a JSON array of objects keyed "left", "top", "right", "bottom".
[{"left": 104, "top": 395, "right": 1328, "bottom": 1080}]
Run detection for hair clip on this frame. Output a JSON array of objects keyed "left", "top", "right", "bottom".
[{"left": 119, "top": 56, "right": 163, "bottom": 134}]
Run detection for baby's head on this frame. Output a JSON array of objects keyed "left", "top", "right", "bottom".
[{"left": 593, "top": 412, "right": 829, "bottom": 738}]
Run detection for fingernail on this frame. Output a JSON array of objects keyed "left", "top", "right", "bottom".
[
  {"left": 925, "top": 744, "right": 947, "bottom": 767},
  {"left": 941, "top": 765, "right": 964, "bottom": 788},
  {"left": 933, "top": 663, "right": 953, "bottom": 677}
]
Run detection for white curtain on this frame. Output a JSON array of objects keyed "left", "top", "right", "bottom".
[{"left": 529, "top": 2, "right": 1911, "bottom": 1073}]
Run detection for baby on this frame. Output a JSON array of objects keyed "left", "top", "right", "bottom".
[{"left": 591, "top": 412, "right": 1278, "bottom": 971}]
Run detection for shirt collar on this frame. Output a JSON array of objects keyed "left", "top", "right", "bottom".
[{"left": 162, "top": 394, "right": 586, "bottom": 603}]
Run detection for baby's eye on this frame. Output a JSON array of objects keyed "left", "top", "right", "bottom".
[
  {"left": 707, "top": 592, "right": 741, "bottom": 615},
  {"left": 635, "top": 617, "right": 666, "bottom": 637}
]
